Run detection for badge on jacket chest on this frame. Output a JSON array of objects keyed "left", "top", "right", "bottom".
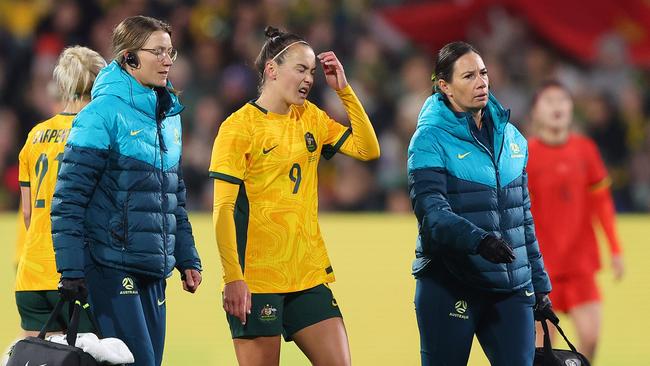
[{"left": 305, "top": 132, "right": 317, "bottom": 152}]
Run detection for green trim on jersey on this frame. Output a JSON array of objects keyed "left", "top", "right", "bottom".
[
  {"left": 234, "top": 183, "right": 249, "bottom": 274},
  {"left": 322, "top": 127, "right": 352, "bottom": 160},
  {"left": 209, "top": 171, "right": 243, "bottom": 185}
]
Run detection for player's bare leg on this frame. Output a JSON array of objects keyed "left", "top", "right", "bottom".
[
  {"left": 233, "top": 335, "right": 281, "bottom": 366},
  {"left": 293, "top": 317, "right": 351, "bottom": 366},
  {"left": 569, "top": 301, "right": 601, "bottom": 361}
]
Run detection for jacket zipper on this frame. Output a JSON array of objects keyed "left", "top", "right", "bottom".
[
  {"left": 123, "top": 193, "right": 129, "bottom": 252},
  {"left": 157, "top": 118, "right": 168, "bottom": 276},
  {"left": 466, "top": 115, "right": 511, "bottom": 286},
  {"left": 161, "top": 140, "right": 167, "bottom": 275}
]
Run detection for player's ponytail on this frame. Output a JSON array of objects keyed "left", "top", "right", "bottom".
[
  {"left": 53, "top": 46, "right": 106, "bottom": 104},
  {"left": 254, "top": 26, "right": 309, "bottom": 92}
]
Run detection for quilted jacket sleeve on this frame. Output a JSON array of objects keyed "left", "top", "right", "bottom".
[
  {"left": 408, "top": 126, "right": 488, "bottom": 254},
  {"left": 173, "top": 164, "right": 202, "bottom": 272},
  {"left": 51, "top": 110, "right": 111, "bottom": 278}
]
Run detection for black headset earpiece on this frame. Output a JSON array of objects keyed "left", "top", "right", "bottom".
[{"left": 125, "top": 52, "right": 139, "bottom": 68}]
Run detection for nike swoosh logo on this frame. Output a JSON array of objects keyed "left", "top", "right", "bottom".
[
  {"left": 130, "top": 129, "right": 144, "bottom": 136},
  {"left": 457, "top": 152, "right": 471, "bottom": 159},
  {"left": 263, "top": 145, "right": 278, "bottom": 154},
  {"left": 332, "top": 299, "right": 338, "bottom": 307},
  {"left": 157, "top": 298, "right": 166, "bottom": 306},
  {"left": 525, "top": 290, "right": 534, "bottom": 297}
]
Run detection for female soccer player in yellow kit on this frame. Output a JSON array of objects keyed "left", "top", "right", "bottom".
[
  {"left": 16, "top": 46, "right": 105, "bottom": 336},
  {"left": 210, "top": 27, "right": 380, "bottom": 366}
]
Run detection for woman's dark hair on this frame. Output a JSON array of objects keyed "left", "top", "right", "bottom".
[
  {"left": 254, "top": 26, "right": 308, "bottom": 89},
  {"left": 432, "top": 41, "right": 479, "bottom": 94}
]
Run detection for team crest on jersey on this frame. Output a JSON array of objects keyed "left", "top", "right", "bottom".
[
  {"left": 304, "top": 132, "right": 317, "bottom": 152},
  {"left": 259, "top": 304, "right": 278, "bottom": 322}
]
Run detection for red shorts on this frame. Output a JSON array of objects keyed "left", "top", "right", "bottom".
[{"left": 548, "top": 273, "right": 601, "bottom": 313}]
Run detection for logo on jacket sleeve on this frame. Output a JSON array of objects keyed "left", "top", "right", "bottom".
[
  {"left": 305, "top": 132, "right": 317, "bottom": 152},
  {"left": 510, "top": 142, "right": 524, "bottom": 158},
  {"left": 174, "top": 128, "right": 181, "bottom": 145}
]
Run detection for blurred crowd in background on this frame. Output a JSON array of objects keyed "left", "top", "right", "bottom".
[{"left": 0, "top": 0, "right": 649, "bottom": 212}]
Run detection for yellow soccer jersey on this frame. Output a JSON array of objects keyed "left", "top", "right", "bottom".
[
  {"left": 16, "top": 113, "right": 74, "bottom": 291},
  {"left": 210, "top": 85, "right": 380, "bottom": 293}
]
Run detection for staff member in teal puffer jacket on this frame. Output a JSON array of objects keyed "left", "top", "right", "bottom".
[
  {"left": 51, "top": 16, "right": 202, "bottom": 366},
  {"left": 408, "top": 41, "right": 554, "bottom": 366}
]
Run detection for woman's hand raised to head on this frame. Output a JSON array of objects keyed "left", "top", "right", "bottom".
[{"left": 318, "top": 51, "right": 348, "bottom": 91}]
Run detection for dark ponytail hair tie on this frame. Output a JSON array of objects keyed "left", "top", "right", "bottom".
[{"left": 264, "top": 26, "right": 282, "bottom": 39}]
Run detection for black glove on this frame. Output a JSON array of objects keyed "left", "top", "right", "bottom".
[
  {"left": 534, "top": 293, "right": 559, "bottom": 324},
  {"left": 477, "top": 235, "right": 515, "bottom": 264},
  {"left": 58, "top": 278, "right": 88, "bottom": 302}
]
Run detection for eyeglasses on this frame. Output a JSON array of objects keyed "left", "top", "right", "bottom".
[{"left": 140, "top": 47, "right": 178, "bottom": 62}]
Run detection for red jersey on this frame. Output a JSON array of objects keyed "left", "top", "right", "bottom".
[{"left": 527, "top": 133, "right": 621, "bottom": 277}]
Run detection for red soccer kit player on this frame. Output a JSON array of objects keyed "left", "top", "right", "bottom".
[
  {"left": 528, "top": 133, "right": 622, "bottom": 303},
  {"left": 527, "top": 81, "right": 624, "bottom": 360}
]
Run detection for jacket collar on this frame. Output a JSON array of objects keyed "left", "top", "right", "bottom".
[{"left": 91, "top": 61, "right": 183, "bottom": 120}]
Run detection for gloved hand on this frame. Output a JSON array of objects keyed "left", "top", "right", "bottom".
[
  {"left": 58, "top": 278, "right": 88, "bottom": 302},
  {"left": 477, "top": 235, "right": 515, "bottom": 264},
  {"left": 534, "top": 293, "right": 559, "bottom": 324}
]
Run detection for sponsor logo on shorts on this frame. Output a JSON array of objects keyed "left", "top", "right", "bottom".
[
  {"left": 120, "top": 276, "right": 139, "bottom": 295},
  {"left": 449, "top": 300, "right": 469, "bottom": 320},
  {"left": 259, "top": 304, "right": 277, "bottom": 322},
  {"left": 565, "top": 359, "right": 581, "bottom": 366}
]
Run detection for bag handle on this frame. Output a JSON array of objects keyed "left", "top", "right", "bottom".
[
  {"left": 540, "top": 318, "right": 559, "bottom": 362},
  {"left": 36, "top": 297, "right": 104, "bottom": 347},
  {"left": 540, "top": 316, "right": 579, "bottom": 353},
  {"left": 37, "top": 297, "right": 66, "bottom": 340},
  {"left": 549, "top": 318, "right": 579, "bottom": 353}
]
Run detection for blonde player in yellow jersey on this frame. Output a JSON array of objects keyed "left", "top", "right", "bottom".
[
  {"left": 16, "top": 46, "right": 105, "bottom": 336},
  {"left": 210, "top": 26, "right": 380, "bottom": 366}
]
